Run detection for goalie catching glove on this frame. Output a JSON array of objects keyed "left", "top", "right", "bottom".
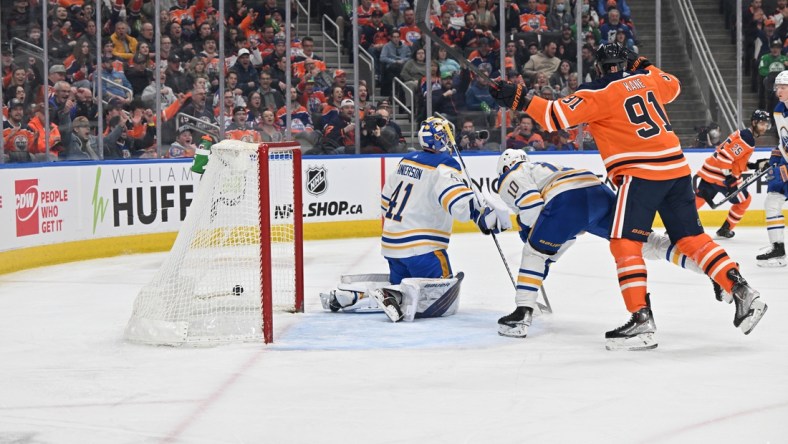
[{"left": 490, "top": 80, "right": 529, "bottom": 111}]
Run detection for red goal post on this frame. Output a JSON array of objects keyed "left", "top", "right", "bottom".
[{"left": 259, "top": 142, "right": 304, "bottom": 343}]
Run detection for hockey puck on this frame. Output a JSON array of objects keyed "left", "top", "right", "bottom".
[{"left": 232, "top": 285, "right": 244, "bottom": 295}]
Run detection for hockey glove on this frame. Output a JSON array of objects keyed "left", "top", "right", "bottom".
[
  {"left": 490, "top": 80, "right": 529, "bottom": 111},
  {"left": 724, "top": 175, "right": 738, "bottom": 188},
  {"left": 747, "top": 158, "right": 771, "bottom": 172},
  {"left": 475, "top": 206, "right": 503, "bottom": 235},
  {"left": 626, "top": 50, "right": 653, "bottom": 71}
]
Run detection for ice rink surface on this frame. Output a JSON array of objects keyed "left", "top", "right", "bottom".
[{"left": 1, "top": 227, "right": 786, "bottom": 443}]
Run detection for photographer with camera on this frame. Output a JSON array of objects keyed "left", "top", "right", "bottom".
[
  {"left": 458, "top": 119, "right": 489, "bottom": 151},
  {"left": 693, "top": 122, "right": 722, "bottom": 148},
  {"left": 360, "top": 112, "right": 387, "bottom": 154}
]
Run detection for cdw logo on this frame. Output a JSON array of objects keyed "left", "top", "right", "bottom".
[{"left": 15, "top": 179, "right": 39, "bottom": 236}]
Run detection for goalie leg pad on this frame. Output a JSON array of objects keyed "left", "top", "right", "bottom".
[
  {"left": 320, "top": 276, "right": 392, "bottom": 312},
  {"left": 398, "top": 272, "right": 465, "bottom": 322}
]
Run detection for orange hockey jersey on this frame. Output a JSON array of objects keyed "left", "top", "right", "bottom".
[
  {"left": 226, "top": 129, "right": 263, "bottom": 143},
  {"left": 527, "top": 65, "right": 689, "bottom": 183},
  {"left": 697, "top": 129, "right": 756, "bottom": 186}
]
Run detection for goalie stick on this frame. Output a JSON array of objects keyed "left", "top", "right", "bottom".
[
  {"left": 437, "top": 113, "right": 553, "bottom": 314},
  {"left": 708, "top": 167, "right": 772, "bottom": 209}
]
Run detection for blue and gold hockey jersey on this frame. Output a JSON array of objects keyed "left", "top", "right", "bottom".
[
  {"left": 496, "top": 160, "right": 602, "bottom": 229},
  {"left": 381, "top": 151, "right": 475, "bottom": 258}
]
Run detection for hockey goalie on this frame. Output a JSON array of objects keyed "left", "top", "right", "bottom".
[{"left": 319, "top": 117, "right": 505, "bottom": 322}]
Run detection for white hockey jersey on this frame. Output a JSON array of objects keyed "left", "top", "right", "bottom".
[
  {"left": 496, "top": 160, "right": 602, "bottom": 228},
  {"left": 381, "top": 151, "right": 475, "bottom": 258},
  {"left": 773, "top": 102, "right": 788, "bottom": 163}
]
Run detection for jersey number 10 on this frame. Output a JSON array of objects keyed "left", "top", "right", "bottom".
[{"left": 624, "top": 91, "right": 673, "bottom": 139}]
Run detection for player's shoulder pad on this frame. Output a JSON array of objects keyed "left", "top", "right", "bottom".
[
  {"left": 739, "top": 128, "right": 756, "bottom": 147},
  {"left": 775, "top": 101, "right": 788, "bottom": 116},
  {"left": 406, "top": 150, "right": 461, "bottom": 170}
]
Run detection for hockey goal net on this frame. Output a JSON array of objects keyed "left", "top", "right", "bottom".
[{"left": 125, "top": 140, "right": 303, "bottom": 345}]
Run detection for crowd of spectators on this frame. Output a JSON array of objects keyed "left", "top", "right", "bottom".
[
  {"left": 735, "top": 0, "right": 788, "bottom": 113},
  {"left": 1, "top": 0, "right": 639, "bottom": 162},
  {"left": 327, "top": 0, "right": 636, "bottom": 151}
]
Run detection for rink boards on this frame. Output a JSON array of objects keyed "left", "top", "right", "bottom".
[{"left": 0, "top": 149, "right": 780, "bottom": 273}]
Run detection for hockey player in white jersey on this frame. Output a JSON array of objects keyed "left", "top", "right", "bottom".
[
  {"left": 320, "top": 117, "right": 504, "bottom": 321},
  {"left": 757, "top": 70, "right": 788, "bottom": 267},
  {"left": 493, "top": 149, "right": 733, "bottom": 349}
]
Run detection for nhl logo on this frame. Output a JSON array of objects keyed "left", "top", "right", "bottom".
[{"left": 306, "top": 166, "right": 327, "bottom": 196}]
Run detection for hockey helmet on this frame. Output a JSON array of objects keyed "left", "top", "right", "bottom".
[
  {"left": 752, "top": 109, "right": 770, "bottom": 123},
  {"left": 595, "top": 43, "right": 628, "bottom": 75},
  {"left": 751, "top": 109, "right": 772, "bottom": 132},
  {"left": 497, "top": 148, "right": 529, "bottom": 176},
  {"left": 418, "top": 116, "right": 452, "bottom": 153},
  {"left": 775, "top": 70, "right": 788, "bottom": 88}
]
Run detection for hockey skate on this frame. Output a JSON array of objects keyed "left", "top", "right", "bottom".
[
  {"left": 727, "top": 269, "right": 768, "bottom": 335},
  {"left": 716, "top": 221, "right": 735, "bottom": 239},
  {"left": 370, "top": 288, "right": 404, "bottom": 322},
  {"left": 319, "top": 291, "right": 343, "bottom": 312},
  {"left": 756, "top": 242, "right": 786, "bottom": 267},
  {"left": 605, "top": 298, "right": 657, "bottom": 351},
  {"left": 498, "top": 306, "right": 533, "bottom": 338}
]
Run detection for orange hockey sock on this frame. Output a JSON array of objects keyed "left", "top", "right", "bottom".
[
  {"left": 610, "top": 238, "right": 647, "bottom": 312},
  {"left": 675, "top": 233, "right": 737, "bottom": 292}
]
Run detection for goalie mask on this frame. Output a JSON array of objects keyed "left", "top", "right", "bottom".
[
  {"left": 418, "top": 117, "right": 452, "bottom": 153},
  {"left": 497, "top": 148, "right": 529, "bottom": 176}
]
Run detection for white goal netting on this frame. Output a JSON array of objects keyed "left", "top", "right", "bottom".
[{"left": 125, "top": 140, "right": 301, "bottom": 345}]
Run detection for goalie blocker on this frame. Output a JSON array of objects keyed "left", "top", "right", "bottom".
[{"left": 321, "top": 273, "right": 465, "bottom": 323}]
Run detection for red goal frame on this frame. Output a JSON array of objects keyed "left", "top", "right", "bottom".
[{"left": 258, "top": 142, "right": 303, "bottom": 344}]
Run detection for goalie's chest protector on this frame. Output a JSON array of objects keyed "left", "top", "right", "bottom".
[{"left": 381, "top": 152, "right": 474, "bottom": 259}]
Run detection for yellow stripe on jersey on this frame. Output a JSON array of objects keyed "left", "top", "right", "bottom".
[
  {"left": 382, "top": 228, "right": 452, "bottom": 237},
  {"left": 441, "top": 187, "right": 471, "bottom": 211},
  {"left": 434, "top": 250, "right": 451, "bottom": 278},
  {"left": 400, "top": 159, "right": 437, "bottom": 170},
  {"left": 381, "top": 240, "right": 449, "bottom": 250},
  {"left": 517, "top": 275, "right": 542, "bottom": 286},
  {"left": 542, "top": 175, "right": 601, "bottom": 197}
]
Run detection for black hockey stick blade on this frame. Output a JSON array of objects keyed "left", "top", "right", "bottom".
[
  {"left": 415, "top": 0, "right": 492, "bottom": 83},
  {"left": 708, "top": 167, "right": 771, "bottom": 209}
]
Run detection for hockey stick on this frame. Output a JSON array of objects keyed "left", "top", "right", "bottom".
[
  {"left": 708, "top": 167, "right": 771, "bottom": 209},
  {"left": 437, "top": 113, "right": 553, "bottom": 313}
]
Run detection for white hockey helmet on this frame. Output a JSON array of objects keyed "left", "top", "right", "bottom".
[
  {"left": 775, "top": 70, "right": 788, "bottom": 89},
  {"left": 418, "top": 116, "right": 452, "bottom": 153},
  {"left": 497, "top": 148, "right": 529, "bottom": 176}
]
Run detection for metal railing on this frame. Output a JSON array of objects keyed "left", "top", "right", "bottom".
[
  {"left": 359, "top": 46, "right": 376, "bottom": 104},
  {"left": 673, "top": 0, "right": 737, "bottom": 133},
  {"left": 100, "top": 76, "right": 134, "bottom": 102},
  {"left": 176, "top": 113, "right": 220, "bottom": 140},
  {"left": 392, "top": 77, "right": 415, "bottom": 144},
  {"left": 11, "top": 38, "right": 43, "bottom": 56},
  {"left": 294, "top": 0, "right": 311, "bottom": 40},
  {"left": 321, "top": 14, "right": 341, "bottom": 70}
]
